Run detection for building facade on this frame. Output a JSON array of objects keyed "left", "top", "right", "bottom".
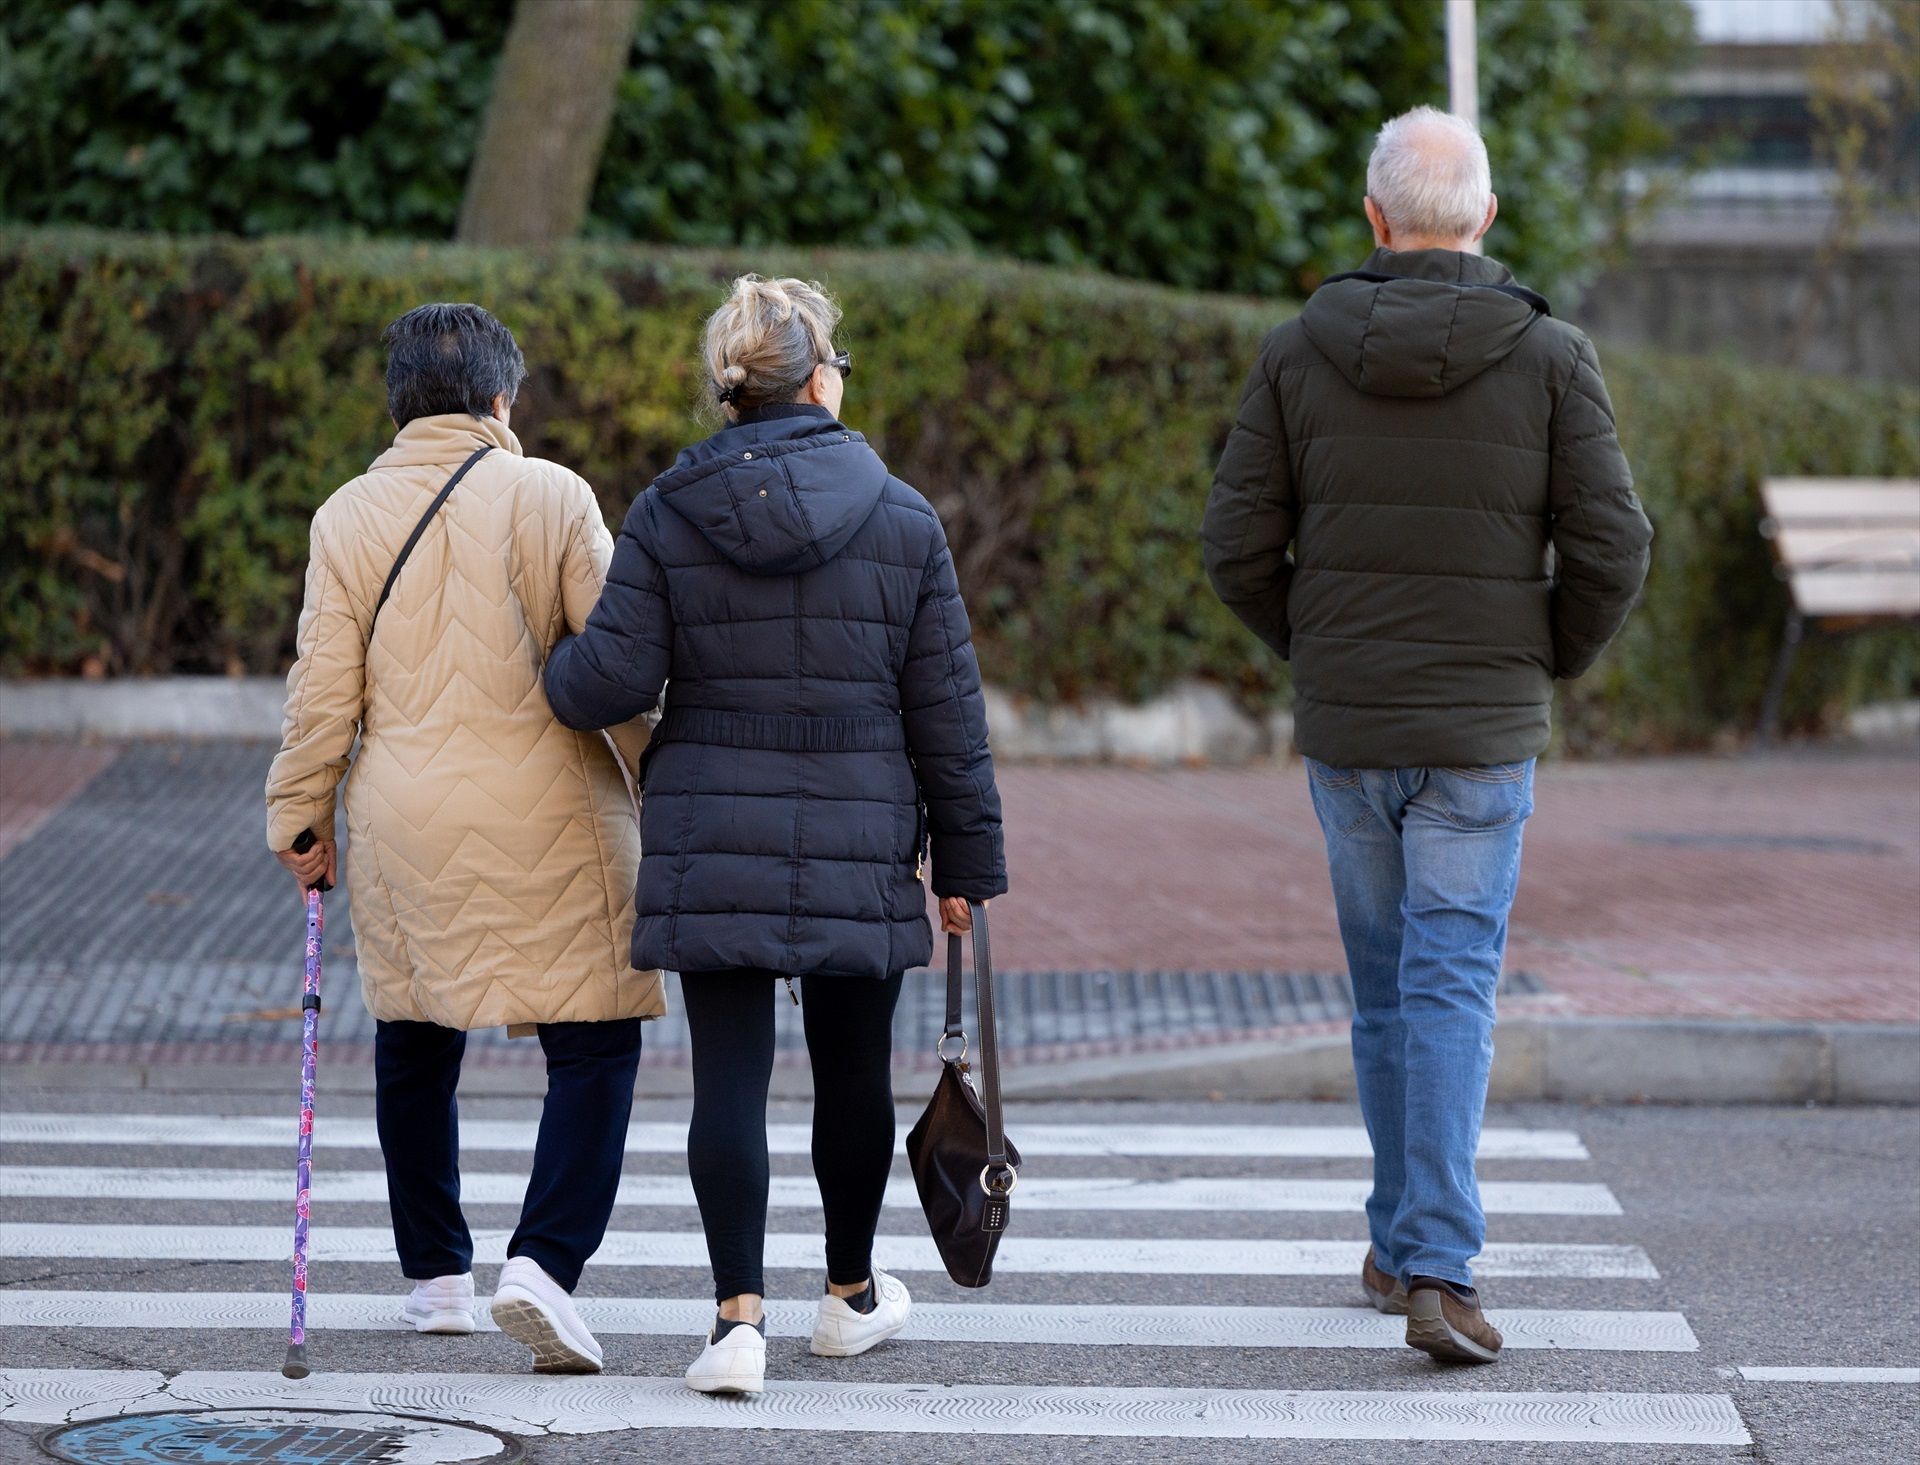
[{"left": 1572, "top": 0, "right": 1919, "bottom": 382}]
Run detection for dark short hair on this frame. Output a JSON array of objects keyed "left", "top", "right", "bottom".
[{"left": 382, "top": 303, "right": 527, "bottom": 428}]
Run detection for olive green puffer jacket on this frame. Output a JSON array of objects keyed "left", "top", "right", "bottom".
[{"left": 1203, "top": 247, "right": 1653, "bottom": 768}]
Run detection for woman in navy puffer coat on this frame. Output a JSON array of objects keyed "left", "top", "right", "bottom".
[{"left": 544, "top": 275, "right": 1006, "bottom": 1395}]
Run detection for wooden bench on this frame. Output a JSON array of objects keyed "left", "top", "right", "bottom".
[{"left": 1757, "top": 477, "right": 1920, "bottom": 743}]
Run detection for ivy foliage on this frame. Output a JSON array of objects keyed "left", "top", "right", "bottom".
[
  {"left": 3, "top": 229, "right": 1914, "bottom": 749},
  {"left": 0, "top": 0, "right": 502, "bottom": 236},
  {"left": 2, "top": 0, "right": 1691, "bottom": 300}
]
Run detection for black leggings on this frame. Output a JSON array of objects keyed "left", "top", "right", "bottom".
[{"left": 682, "top": 968, "right": 904, "bottom": 1301}]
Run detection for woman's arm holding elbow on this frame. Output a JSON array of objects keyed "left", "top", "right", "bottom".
[{"left": 544, "top": 519, "right": 673, "bottom": 732}]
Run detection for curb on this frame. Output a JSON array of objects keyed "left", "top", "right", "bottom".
[
  {"left": 0, "top": 1058, "right": 910, "bottom": 1101},
  {"left": 0, "top": 676, "right": 287, "bottom": 740},
  {"left": 8, "top": 678, "right": 1910, "bottom": 764},
  {"left": 0, "top": 675, "right": 1290, "bottom": 766},
  {"left": 4, "top": 1018, "right": 1915, "bottom": 1105},
  {"left": 994, "top": 1018, "right": 1920, "bottom": 1106}
]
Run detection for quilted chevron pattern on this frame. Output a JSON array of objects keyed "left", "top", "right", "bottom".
[{"left": 265, "top": 415, "right": 663, "bottom": 1031}]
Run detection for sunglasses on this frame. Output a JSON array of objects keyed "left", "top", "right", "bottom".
[{"left": 823, "top": 350, "right": 852, "bottom": 380}]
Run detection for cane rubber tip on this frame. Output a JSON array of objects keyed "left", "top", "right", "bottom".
[{"left": 281, "top": 1344, "right": 309, "bottom": 1379}]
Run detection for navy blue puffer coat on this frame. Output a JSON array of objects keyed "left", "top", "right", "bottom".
[{"left": 544, "top": 404, "right": 1007, "bottom": 980}]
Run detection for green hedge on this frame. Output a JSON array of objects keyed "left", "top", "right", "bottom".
[
  {"left": 1, "top": 0, "right": 1693, "bottom": 303},
  {"left": 3, "top": 228, "right": 1915, "bottom": 749}
]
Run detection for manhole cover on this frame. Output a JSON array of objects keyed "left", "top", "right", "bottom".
[{"left": 40, "top": 1408, "right": 521, "bottom": 1463}]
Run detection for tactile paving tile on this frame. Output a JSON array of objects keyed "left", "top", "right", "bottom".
[
  {"left": 0, "top": 960, "right": 1539, "bottom": 1053},
  {"left": 0, "top": 742, "right": 360, "bottom": 964},
  {"left": 0, "top": 741, "right": 1539, "bottom": 1053}
]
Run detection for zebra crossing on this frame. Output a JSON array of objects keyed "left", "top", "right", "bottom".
[
  {"left": 0, "top": 1224, "right": 1660, "bottom": 1277},
  {"left": 0, "top": 1165, "right": 1626, "bottom": 1214},
  {"left": 0, "top": 1291, "right": 1700, "bottom": 1352},
  {"left": 0, "top": 1104, "right": 1752, "bottom": 1454},
  {"left": 0, "top": 1113, "right": 1592, "bottom": 1158}
]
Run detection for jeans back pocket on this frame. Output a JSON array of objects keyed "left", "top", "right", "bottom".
[
  {"left": 1429, "top": 763, "right": 1535, "bottom": 829},
  {"left": 1305, "top": 759, "right": 1375, "bottom": 836}
]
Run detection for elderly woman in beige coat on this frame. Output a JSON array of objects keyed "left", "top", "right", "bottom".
[{"left": 265, "top": 302, "right": 661, "bottom": 1376}]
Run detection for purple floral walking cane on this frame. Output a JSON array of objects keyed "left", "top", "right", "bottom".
[{"left": 282, "top": 828, "right": 330, "bottom": 1380}]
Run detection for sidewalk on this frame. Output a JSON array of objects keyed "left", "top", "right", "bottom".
[
  {"left": 2, "top": 735, "right": 1915, "bottom": 1101},
  {"left": 1000, "top": 751, "right": 1920, "bottom": 1025}
]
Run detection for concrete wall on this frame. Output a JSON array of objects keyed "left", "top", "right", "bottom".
[
  {"left": 0, "top": 676, "right": 1295, "bottom": 766},
  {"left": 1572, "top": 218, "right": 1920, "bottom": 384}
]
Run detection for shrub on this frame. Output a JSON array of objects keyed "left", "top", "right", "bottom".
[
  {"left": 2, "top": 228, "right": 1913, "bottom": 748},
  {"left": 0, "top": 0, "right": 1692, "bottom": 303}
]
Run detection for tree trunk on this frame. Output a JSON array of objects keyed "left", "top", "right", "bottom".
[{"left": 456, "top": 0, "right": 641, "bottom": 246}]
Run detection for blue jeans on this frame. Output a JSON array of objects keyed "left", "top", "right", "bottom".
[{"left": 1305, "top": 758, "right": 1534, "bottom": 1288}]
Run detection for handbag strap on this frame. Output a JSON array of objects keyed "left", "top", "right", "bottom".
[
  {"left": 946, "top": 901, "right": 1013, "bottom": 1189},
  {"left": 371, "top": 445, "right": 492, "bottom": 632}
]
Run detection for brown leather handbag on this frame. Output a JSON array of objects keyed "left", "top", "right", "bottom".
[{"left": 906, "top": 900, "right": 1021, "bottom": 1287}]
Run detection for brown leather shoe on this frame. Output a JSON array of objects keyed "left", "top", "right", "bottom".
[
  {"left": 1361, "top": 1251, "right": 1407, "bottom": 1315},
  {"left": 1405, "top": 1278, "right": 1503, "bottom": 1363}
]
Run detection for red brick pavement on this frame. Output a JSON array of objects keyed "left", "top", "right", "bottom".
[
  {"left": 0, "top": 741, "right": 116, "bottom": 861},
  {"left": 990, "top": 753, "right": 1920, "bottom": 1025},
  {"left": 4, "top": 739, "right": 1915, "bottom": 1027}
]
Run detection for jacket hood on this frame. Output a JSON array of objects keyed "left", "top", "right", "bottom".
[
  {"left": 653, "top": 405, "right": 889, "bottom": 575},
  {"left": 1300, "top": 248, "right": 1549, "bottom": 398}
]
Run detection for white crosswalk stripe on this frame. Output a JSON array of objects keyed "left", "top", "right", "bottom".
[
  {"left": 0, "top": 1164, "right": 1625, "bottom": 1215},
  {"left": 0, "top": 1369, "right": 1753, "bottom": 1445},
  {"left": 1736, "top": 1366, "right": 1920, "bottom": 1384},
  {"left": 0, "top": 1222, "right": 1661, "bottom": 1277},
  {"left": 0, "top": 1290, "right": 1702, "bottom": 1351},
  {"left": 0, "top": 1106, "right": 1747, "bottom": 1450},
  {"left": 0, "top": 1112, "right": 1591, "bottom": 1159}
]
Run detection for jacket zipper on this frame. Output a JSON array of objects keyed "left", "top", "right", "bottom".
[{"left": 913, "top": 800, "right": 928, "bottom": 882}]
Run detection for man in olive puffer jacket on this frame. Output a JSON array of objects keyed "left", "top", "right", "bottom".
[{"left": 1203, "top": 107, "right": 1652, "bottom": 1366}]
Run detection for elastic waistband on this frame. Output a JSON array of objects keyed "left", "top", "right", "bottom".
[{"left": 654, "top": 706, "right": 906, "bottom": 753}]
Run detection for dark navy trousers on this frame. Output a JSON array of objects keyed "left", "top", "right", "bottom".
[{"left": 374, "top": 1016, "right": 644, "bottom": 1290}]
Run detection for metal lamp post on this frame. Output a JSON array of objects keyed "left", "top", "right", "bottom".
[{"left": 1446, "top": 0, "right": 1483, "bottom": 255}]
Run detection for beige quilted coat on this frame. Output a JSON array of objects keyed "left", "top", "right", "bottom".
[{"left": 265, "top": 414, "right": 664, "bottom": 1031}]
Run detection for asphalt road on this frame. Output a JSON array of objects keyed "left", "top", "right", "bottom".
[{"left": 1, "top": 1085, "right": 1915, "bottom": 1464}]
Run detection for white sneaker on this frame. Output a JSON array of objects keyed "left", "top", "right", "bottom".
[
  {"left": 810, "top": 1268, "right": 911, "bottom": 1357},
  {"left": 685, "top": 1316, "right": 767, "bottom": 1395},
  {"left": 402, "top": 1272, "right": 475, "bottom": 1334},
  {"left": 489, "top": 1255, "right": 603, "bottom": 1374}
]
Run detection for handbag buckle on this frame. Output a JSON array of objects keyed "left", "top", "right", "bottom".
[
  {"left": 936, "top": 1031, "right": 969, "bottom": 1065},
  {"left": 979, "top": 1163, "right": 1016, "bottom": 1232},
  {"left": 978, "top": 1163, "right": 1018, "bottom": 1198}
]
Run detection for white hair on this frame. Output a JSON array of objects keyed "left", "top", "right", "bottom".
[{"left": 1365, "top": 106, "right": 1492, "bottom": 242}]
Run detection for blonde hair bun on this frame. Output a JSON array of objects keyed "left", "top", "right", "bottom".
[{"left": 704, "top": 273, "right": 841, "bottom": 417}]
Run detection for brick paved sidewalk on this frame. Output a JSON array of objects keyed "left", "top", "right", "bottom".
[
  {"left": 1000, "top": 751, "right": 1920, "bottom": 1024},
  {"left": 1, "top": 737, "right": 1915, "bottom": 1064}
]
